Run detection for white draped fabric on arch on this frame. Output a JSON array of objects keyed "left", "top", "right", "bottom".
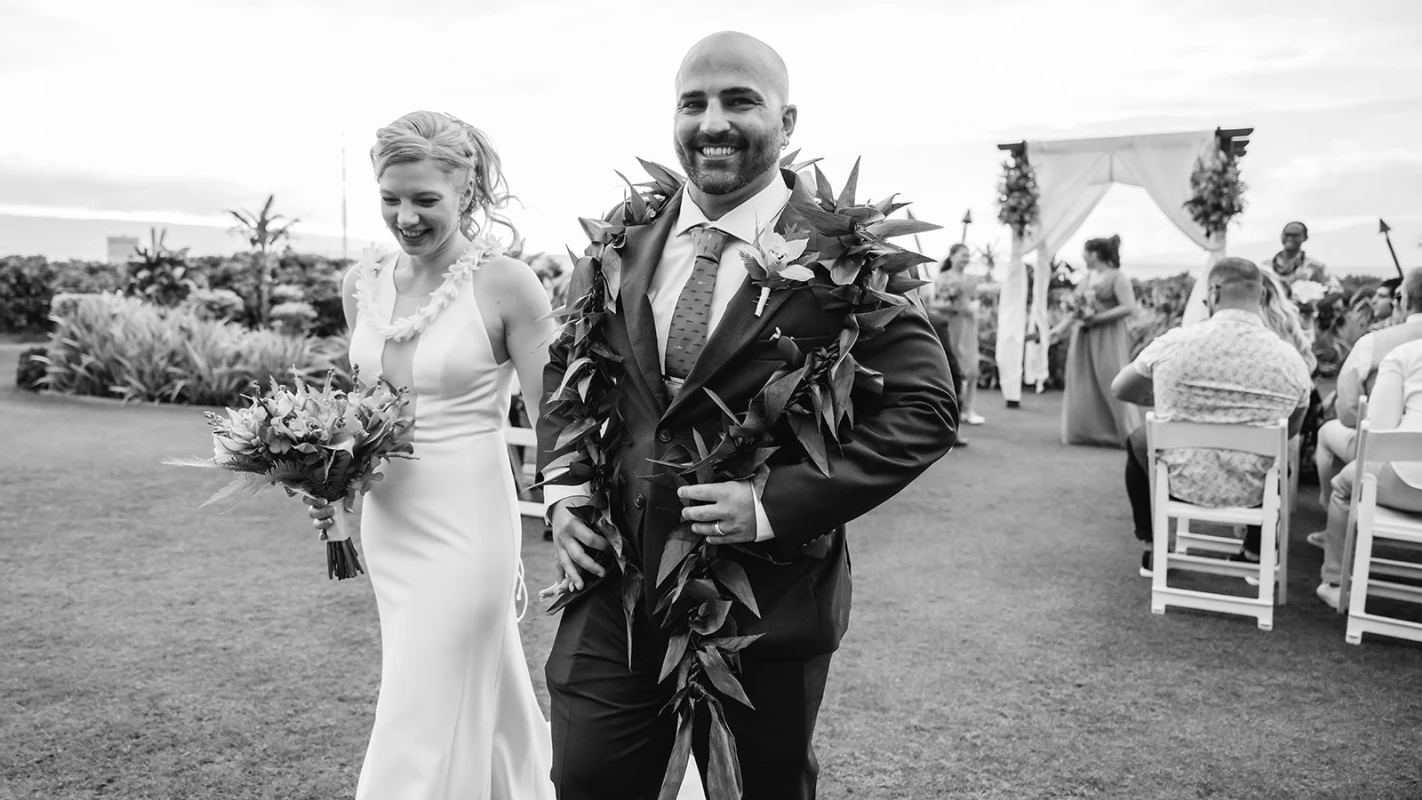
[{"left": 995, "top": 131, "right": 1228, "bottom": 401}]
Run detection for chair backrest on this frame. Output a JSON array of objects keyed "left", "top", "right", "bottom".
[
  {"left": 1355, "top": 423, "right": 1422, "bottom": 473},
  {"left": 1147, "top": 414, "right": 1289, "bottom": 459},
  {"left": 505, "top": 425, "right": 538, "bottom": 448}
]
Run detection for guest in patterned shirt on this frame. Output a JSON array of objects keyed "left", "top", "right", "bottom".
[
  {"left": 1262, "top": 221, "right": 1341, "bottom": 294},
  {"left": 1111, "top": 258, "right": 1313, "bottom": 576}
]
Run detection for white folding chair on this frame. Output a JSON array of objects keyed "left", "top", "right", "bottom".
[
  {"left": 1147, "top": 413, "right": 1291, "bottom": 630},
  {"left": 1338, "top": 396, "right": 1368, "bottom": 615},
  {"left": 505, "top": 425, "right": 544, "bottom": 520},
  {"left": 1341, "top": 421, "right": 1422, "bottom": 645}
]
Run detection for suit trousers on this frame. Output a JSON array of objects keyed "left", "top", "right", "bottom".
[{"left": 546, "top": 575, "right": 831, "bottom": 800}]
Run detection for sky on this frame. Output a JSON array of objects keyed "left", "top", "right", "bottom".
[{"left": 3, "top": 0, "right": 1422, "bottom": 275}]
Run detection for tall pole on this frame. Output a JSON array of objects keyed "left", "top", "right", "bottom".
[
  {"left": 341, "top": 135, "right": 349, "bottom": 262},
  {"left": 1380, "top": 218, "right": 1404, "bottom": 278},
  {"left": 960, "top": 209, "right": 973, "bottom": 244}
]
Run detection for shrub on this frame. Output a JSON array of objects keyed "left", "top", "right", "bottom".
[
  {"left": 271, "top": 283, "right": 305, "bottom": 305},
  {"left": 0, "top": 256, "right": 56, "bottom": 333},
  {"left": 16, "top": 346, "right": 47, "bottom": 391},
  {"left": 270, "top": 300, "right": 318, "bottom": 336},
  {"left": 183, "top": 288, "right": 247, "bottom": 321},
  {"left": 275, "top": 252, "right": 348, "bottom": 337},
  {"left": 52, "top": 260, "right": 124, "bottom": 294},
  {"left": 40, "top": 293, "right": 348, "bottom": 406}
]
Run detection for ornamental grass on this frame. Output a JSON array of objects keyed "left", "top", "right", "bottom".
[{"left": 36, "top": 293, "right": 350, "bottom": 406}]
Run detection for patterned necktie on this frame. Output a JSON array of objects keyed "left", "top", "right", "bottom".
[{"left": 664, "top": 225, "right": 728, "bottom": 381}]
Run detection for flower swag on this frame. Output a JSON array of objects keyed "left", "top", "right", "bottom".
[
  {"left": 1183, "top": 149, "right": 1247, "bottom": 238},
  {"left": 996, "top": 155, "right": 1040, "bottom": 236},
  {"left": 537, "top": 151, "right": 939, "bottom": 799}
]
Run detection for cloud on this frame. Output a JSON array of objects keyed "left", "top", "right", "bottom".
[{"left": 0, "top": 162, "right": 262, "bottom": 220}]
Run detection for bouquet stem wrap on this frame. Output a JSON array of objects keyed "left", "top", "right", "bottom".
[{"left": 321, "top": 500, "right": 364, "bottom": 581}]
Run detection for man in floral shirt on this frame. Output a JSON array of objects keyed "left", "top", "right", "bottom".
[
  {"left": 1262, "top": 221, "right": 1341, "bottom": 294},
  {"left": 1111, "top": 257, "right": 1312, "bottom": 576}
]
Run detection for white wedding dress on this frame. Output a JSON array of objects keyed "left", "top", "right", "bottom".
[{"left": 348, "top": 246, "right": 554, "bottom": 800}]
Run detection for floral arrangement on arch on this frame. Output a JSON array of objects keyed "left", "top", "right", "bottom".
[
  {"left": 1183, "top": 150, "right": 1247, "bottom": 237},
  {"left": 996, "top": 156, "right": 1040, "bottom": 236}
]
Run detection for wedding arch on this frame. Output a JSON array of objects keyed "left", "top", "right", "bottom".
[{"left": 992, "top": 127, "right": 1250, "bottom": 402}]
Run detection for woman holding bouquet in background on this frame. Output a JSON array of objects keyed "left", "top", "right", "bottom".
[
  {"left": 934, "top": 243, "right": 985, "bottom": 425},
  {"left": 310, "top": 110, "right": 555, "bottom": 799},
  {"left": 1053, "top": 235, "right": 1140, "bottom": 447}
]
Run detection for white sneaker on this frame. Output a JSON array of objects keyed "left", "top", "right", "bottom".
[
  {"left": 1306, "top": 531, "right": 1326, "bottom": 550},
  {"left": 1316, "top": 582, "right": 1341, "bottom": 610},
  {"left": 963, "top": 412, "right": 986, "bottom": 426}
]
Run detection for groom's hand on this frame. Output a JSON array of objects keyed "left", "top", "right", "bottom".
[
  {"left": 679, "top": 481, "right": 757, "bottom": 544},
  {"left": 550, "top": 498, "right": 608, "bottom": 592}
]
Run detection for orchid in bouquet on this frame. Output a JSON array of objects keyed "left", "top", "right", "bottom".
[{"left": 165, "top": 370, "right": 415, "bottom": 580}]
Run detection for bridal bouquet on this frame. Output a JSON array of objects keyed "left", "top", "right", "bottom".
[
  {"left": 1291, "top": 279, "right": 1327, "bottom": 307},
  {"left": 165, "top": 371, "right": 415, "bottom": 579}
]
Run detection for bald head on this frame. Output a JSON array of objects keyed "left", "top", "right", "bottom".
[
  {"left": 676, "top": 31, "right": 789, "bottom": 107},
  {"left": 671, "top": 31, "right": 798, "bottom": 213}
]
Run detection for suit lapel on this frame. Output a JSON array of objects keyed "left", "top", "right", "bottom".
[
  {"left": 618, "top": 192, "right": 683, "bottom": 412},
  {"left": 661, "top": 172, "right": 802, "bottom": 422},
  {"left": 662, "top": 274, "right": 795, "bottom": 422}
]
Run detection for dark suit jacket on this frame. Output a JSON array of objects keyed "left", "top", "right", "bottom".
[{"left": 538, "top": 178, "right": 958, "bottom": 659}]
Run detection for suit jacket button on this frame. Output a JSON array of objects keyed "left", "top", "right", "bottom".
[
  {"left": 658, "top": 429, "right": 672, "bottom": 443},
  {"left": 633, "top": 494, "right": 647, "bottom": 509}
]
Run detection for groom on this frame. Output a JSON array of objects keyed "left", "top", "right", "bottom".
[{"left": 537, "top": 31, "right": 958, "bottom": 800}]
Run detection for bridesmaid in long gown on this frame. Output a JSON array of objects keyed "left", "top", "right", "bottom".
[
  {"left": 933, "top": 243, "right": 985, "bottom": 426},
  {"left": 311, "top": 110, "right": 556, "bottom": 799},
  {"left": 1054, "top": 235, "right": 1141, "bottom": 447}
]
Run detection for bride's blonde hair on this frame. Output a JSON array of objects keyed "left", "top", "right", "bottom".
[{"left": 370, "top": 110, "right": 520, "bottom": 248}]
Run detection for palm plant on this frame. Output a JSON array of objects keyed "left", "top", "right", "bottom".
[
  {"left": 126, "top": 228, "right": 196, "bottom": 308},
  {"left": 975, "top": 240, "right": 1001, "bottom": 275},
  {"left": 227, "top": 194, "right": 300, "bottom": 326}
]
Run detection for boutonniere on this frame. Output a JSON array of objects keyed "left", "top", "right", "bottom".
[{"left": 740, "top": 224, "right": 816, "bottom": 317}]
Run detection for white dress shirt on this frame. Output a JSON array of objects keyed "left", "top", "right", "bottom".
[
  {"left": 1369, "top": 337, "right": 1422, "bottom": 489},
  {"left": 545, "top": 177, "right": 792, "bottom": 542}
]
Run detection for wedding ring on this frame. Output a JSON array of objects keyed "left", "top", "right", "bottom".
[{"left": 714, "top": 521, "right": 724, "bottom": 537}]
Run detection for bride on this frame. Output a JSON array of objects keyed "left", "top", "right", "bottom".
[{"left": 308, "top": 110, "right": 555, "bottom": 799}]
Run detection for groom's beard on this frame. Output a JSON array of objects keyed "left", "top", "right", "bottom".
[{"left": 675, "top": 134, "right": 781, "bottom": 196}]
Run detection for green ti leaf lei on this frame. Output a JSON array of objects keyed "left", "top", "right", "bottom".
[{"left": 538, "top": 151, "right": 940, "bottom": 800}]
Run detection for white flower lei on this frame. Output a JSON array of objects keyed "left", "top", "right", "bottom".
[{"left": 355, "top": 235, "right": 506, "bottom": 342}]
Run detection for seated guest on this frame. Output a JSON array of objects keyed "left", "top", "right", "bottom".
[
  {"left": 1316, "top": 336, "right": 1422, "bottom": 609},
  {"left": 1310, "top": 268, "right": 1422, "bottom": 548},
  {"left": 1112, "top": 258, "right": 1312, "bottom": 576},
  {"left": 1260, "top": 269, "right": 1318, "bottom": 374},
  {"left": 1368, "top": 277, "right": 1402, "bottom": 332}
]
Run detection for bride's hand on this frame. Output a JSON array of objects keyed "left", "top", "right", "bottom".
[{"left": 304, "top": 495, "right": 335, "bottom": 533}]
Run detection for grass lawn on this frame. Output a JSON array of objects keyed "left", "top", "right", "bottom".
[{"left": 3, "top": 343, "right": 1420, "bottom": 799}]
